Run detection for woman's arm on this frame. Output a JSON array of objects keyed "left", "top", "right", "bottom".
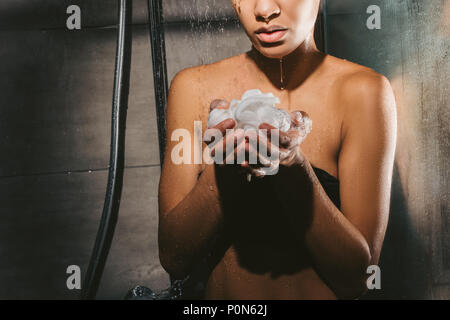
[
  {"left": 270, "top": 72, "right": 397, "bottom": 299},
  {"left": 158, "top": 69, "right": 226, "bottom": 279}
]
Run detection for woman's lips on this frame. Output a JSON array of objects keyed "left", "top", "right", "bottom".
[{"left": 256, "top": 29, "right": 287, "bottom": 43}]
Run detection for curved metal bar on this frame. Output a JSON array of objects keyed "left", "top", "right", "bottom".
[
  {"left": 148, "top": 0, "right": 169, "bottom": 165},
  {"left": 81, "top": 0, "right": 132, "bottom": 300},
  {"left": 147, "top": 0, "right": 186, "bottom": 290}
]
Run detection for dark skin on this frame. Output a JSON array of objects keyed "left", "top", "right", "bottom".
[{"left": 158, "top": 0, "right": 397, "bottom": 299}]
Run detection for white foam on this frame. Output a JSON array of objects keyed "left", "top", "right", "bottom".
[{"left": 207, "top": 89, "right": 291, "bottom": 132}]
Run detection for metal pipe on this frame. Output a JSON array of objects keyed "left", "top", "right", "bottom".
[
  {"left": 148, "top": 0, "right": 190, "bottom": 292},
  {"left": 148, "top": 0, "right": 169, "bottom": 166},
  {"left": 81, "top": 0, "right": 132, "bottom": 300}
]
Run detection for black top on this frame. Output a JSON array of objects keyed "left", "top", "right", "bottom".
[{"left": 312, "top": 166, "right": 341, "bottom": 210}]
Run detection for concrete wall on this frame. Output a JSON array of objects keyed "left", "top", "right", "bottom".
[{"left": 0, "top": 0, "right": 165, "bottom": 299}]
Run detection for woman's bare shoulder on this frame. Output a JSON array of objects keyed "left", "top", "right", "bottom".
[
  {"left": 329, "top": 56, "right": 389, "bottom": 97},
  {"left": 324, "top": 55, "right": 389, "bottom": 88},
  {"left": 171, "top": 54, "right": 245, "bottom": 104},
  {"left": 171, "top": 54, "right": 244, "bottom": 88},
  {"left": 323, "top": 55, "right": 394, "bottom": 110},
  {"left": 167, "top": 54, "right": 245, "bottom": 123},
  {"left": 323, "top": 55, "right": 396, "bottom": 136}
]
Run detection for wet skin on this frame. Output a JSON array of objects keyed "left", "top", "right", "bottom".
[
  {"left": 196, "top": 52, "right": 352, "bottom": 299},
  {"left": 158, "top": 0, "right": 397, "bottom": 300}
]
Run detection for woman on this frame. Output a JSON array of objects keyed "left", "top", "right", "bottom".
[{"left": 158, "top": 0, "right": 397, "bottom": 300}]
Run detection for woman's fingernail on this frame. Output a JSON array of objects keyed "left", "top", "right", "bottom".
[
  {"left": 210, "top": 99, "right": 229, "bottom": 111},
  {"left": 281, "top": 135, "right": 291, "bottom": 145}
]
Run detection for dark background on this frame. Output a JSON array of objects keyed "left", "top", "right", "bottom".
[{"left": 0, "top": 0, "right": 448, "bottom": 299}]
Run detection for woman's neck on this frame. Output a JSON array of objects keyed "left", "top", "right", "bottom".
[{"left": 247, "top": 36, "right": 325, "bottom": 91}]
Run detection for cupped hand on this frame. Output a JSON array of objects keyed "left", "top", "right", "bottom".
[
  {"left": 203, "top": 99, "right": 247, "bottom": 167},
  {"left": 241, "top": 110, "right": 312, "bottom": 179},
  {"left": 205, "top": 100, "right": 312, "bottom": 179}
]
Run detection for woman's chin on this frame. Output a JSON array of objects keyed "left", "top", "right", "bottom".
[{"left": 254, "top": 44, "right": 295, "bottom": 60}]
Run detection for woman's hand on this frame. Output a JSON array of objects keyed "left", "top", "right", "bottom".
[
  {"left": 203, "top": 99, "right": 246, "bottom": 167},
  {"left": 204, "top": 99, "right": 312, "bottom": 179},
  {"left": 242, "top": 110, "right": 312, "bottom": 179}
]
